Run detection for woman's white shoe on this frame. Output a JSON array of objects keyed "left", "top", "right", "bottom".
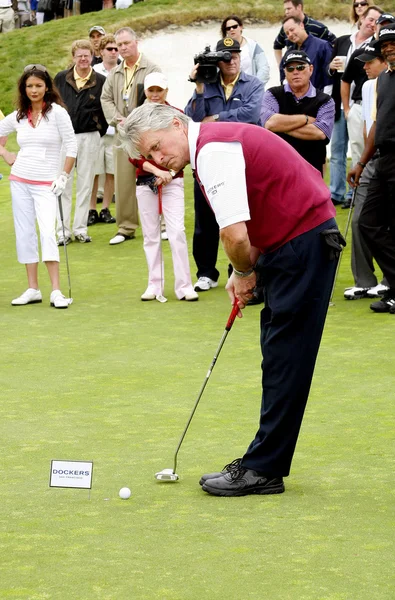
[
  {"left": 50, "top": 290, "right": 72, "bottom": 309},
  {"left": 11, "top": 288, "right": 42, "bottom": 306}
]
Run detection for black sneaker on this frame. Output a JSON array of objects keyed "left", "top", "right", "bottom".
[
  {"left": 370, "top": 289, "right": 395, "bottom": 313},
  {"left": 202, "top": 465, "right": 285, "bottom": 497},
  {"left": 99, "top": 208, "right": 116, "bottom": 224},
  {"left": 87, "top": 209, "right": 99, "bottom": 226},
  {"left": 199, "top": 458, "right": 243, "bottom": 486}
]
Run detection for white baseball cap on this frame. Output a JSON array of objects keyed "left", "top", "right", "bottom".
[{"left": 144, "top": 72, "right": 168, "bottom": 91}]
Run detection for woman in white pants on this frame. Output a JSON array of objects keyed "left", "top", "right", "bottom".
[
  {"left": 129, "top": 73, "right": 197, "bottom": 302},
  {"left": 0, "top": 64, "right": 77, "bottom": 308}
]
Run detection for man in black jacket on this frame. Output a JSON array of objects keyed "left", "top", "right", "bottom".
[
  {"left": 262, "top": 50, "right": 335, "bottom": 176},
  {"left": 55, "top": 39, "right": 107, "bottom": 244}
]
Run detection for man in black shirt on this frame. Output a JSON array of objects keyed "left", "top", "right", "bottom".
[
  {"left": 348, "top": 24, "right": 395, "bottom": 313},
  {"left": 341, "top": 6, "right": 382, "bottom": 169}
]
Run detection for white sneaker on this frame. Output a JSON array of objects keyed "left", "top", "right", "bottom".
[
  {"left": 50, "top": 290, "right": 72, "bottom": 309},
  {"left": 344, "top": 286, "right": 369, "bottom": 300},
  {"left": 141, "top": 289, "right": 156, "bottom": 301},
  {"left": 11, "top": 288, "right": 42, "bottom": 306},
  {"left": 181, "top": 291, "right": 199, "bottom": 302},
  {"left": 366, "top": 283, "right": 389, "bottom": 298},
  {"left": 194, "top": 277, "right": 218, "bottom": 292}
]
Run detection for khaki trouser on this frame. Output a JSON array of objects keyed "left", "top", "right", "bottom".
[
  {"left": 0, "top": 7, "right": 15, "bottom": 33},
  {"left": 113, "top": 141, "right": 138, "bottom": 236}
]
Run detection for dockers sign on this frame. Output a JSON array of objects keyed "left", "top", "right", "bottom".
[{"left": 49, "top": 460, "right": 93, "bottom": 489}]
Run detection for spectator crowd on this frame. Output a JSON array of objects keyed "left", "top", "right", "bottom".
[{"left": 1, "top": 0, "right": 395, "bottom": 314}]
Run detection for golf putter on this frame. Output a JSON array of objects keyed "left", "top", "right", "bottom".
[
  {"left": 57, "top": 194, "right": 72, "bottom": 302},
  {"left": 329, "top": 186, "right": 357, "bottom": 305},
  {"left": 156, "top": 185, "right": 167, "bottom": 304},
  {"left": 155, "top": 301, "right": 240, "bottom": 482}
]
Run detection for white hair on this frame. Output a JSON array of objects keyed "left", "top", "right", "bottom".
[{"left": 118, "top": 103, "right": 190, "bottom": 159}]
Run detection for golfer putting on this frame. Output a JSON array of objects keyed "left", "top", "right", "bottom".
[{"left": 119, "top": 104, "right": 344, "bottom": 497}]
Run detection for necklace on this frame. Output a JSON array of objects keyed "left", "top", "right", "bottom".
[{"left": 27, "top": 104, "right": 45, "bottom": 128}]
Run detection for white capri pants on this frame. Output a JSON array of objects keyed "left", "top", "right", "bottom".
[
  {"left": 11, "top": 180, "right": 59, "bottom": 264},
  {"left": 136, "top": 178, "right": 194, "bottom": 299}
]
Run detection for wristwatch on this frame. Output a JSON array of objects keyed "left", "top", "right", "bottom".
[
  {"left": 233, "top": 266, "right": 255, "bottom": 278},
  {"left": 212, "top": 114, "right": 220, "bottom": 121}
]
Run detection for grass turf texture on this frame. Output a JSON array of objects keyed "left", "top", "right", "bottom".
[{"left": 0, "top": 155, "right": 394, "bottom": 598}]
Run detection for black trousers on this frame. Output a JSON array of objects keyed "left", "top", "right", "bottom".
[
  {"left": 358, "top": 151, "right": 395, "bottom": 290},
  {"left": 193, "top": 179, "right": 220, "bottom": 282},
  {"left": 241, "top": 219, "right": 337, "bottom": 477}
]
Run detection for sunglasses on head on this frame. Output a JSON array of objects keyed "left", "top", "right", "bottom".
[
  {"left": 285, "top": 64, "right": 307, "bottom": 72},
  {"left": 24, "top": 64, "right": 47, "bottom": 73},
  {"left": 226, "top": 24, "right": 239, "bottom": 31},
  {"left": 354, "top": 1, "right": 368, "bottom": 7},
  {"left": 105, "top": 47, "right": 118, "bottom": 51}
]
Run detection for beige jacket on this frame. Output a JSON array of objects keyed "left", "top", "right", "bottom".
[{"left": 101, "top": 54, "right": 162, "bottom": 126}]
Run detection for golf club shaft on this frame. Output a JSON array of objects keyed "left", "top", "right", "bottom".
[
  {"left": 158, "top": 185, "right": 164, "bottom": 297},
  {"left": 57, "top": 194, "right": 72, "bottom": 299},
  {"left": 329, "top": 187, "right": 357, "bottom": 304},
  {"left": 172, "top": 301, "right": 239, "bottom": 474}
]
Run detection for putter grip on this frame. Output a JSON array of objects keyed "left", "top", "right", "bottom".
[{"left": 225, "top": 302, "right": 239, "bottom": 331}]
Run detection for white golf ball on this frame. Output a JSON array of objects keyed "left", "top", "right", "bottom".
[{"left": 119, "top": 487, "right": 131, "bottom": 499}]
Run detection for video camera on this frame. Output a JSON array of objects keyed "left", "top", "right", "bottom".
[{"left": 194, "top": 46, "right": 232, "bottom": 84}]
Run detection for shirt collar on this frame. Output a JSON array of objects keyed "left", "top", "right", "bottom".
[
  {"left": 73, "top": 66, "right": 92, "bottom": 82},
  {"left": 188, "top": 121, "right": 201, "bottom": 170},
  {"left": 284, "top": 80, "right": 316, "bottom": 99}
]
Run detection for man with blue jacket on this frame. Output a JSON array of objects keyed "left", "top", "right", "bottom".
[{"left": 185, "top": 37, "right": 264, "bottom": 292}]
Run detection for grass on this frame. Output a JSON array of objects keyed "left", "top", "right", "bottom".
[
  {"left": 0, "top": 148, "right": 394, "bottom": 598},
  {"left": 1, "top": 0, "right": 395, "bottom": 112}
]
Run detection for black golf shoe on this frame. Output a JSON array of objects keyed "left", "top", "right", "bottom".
[
  {"left": 202, "top": 466, "right": 285, "bottom": 497},
  {"left": 199, "top": 458, "right": 243, "bottom": 486},
  {"left": 88, "top": 209, "right": 99, "bottom": 226},
  {"left": 99, "top": 208, "right": 116, "bottom": 224},
  {"left": 370, "top": 289, "right": 395, "bottom": 313}
]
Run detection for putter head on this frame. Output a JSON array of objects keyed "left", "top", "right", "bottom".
[
  {"left": 156, "top": 295, "right": 168, "bottom": 304},
  {"left": 155, "top": 468, "right": 179, "bottom": 482}
]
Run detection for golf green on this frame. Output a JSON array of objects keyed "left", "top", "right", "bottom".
[{"left": 0, "top": 162, "right": 393, "bottom": 599}]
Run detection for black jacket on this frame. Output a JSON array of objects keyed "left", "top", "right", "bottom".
[
  {"left": 329, "top": 35, "right": 352, "bottom": 121},
  {"left": 54, "top": 67, "right": 108, "bottom": 136}
]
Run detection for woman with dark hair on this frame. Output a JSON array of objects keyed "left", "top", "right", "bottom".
[
  {"left": 0, "top": 65, "right": 77, "bottom": 308},
  {"left": 350, "top": 0, "right": 372, "bottom": 27},
  {"left": 220, "top": 15, "right": 270, "bottom": 89}
]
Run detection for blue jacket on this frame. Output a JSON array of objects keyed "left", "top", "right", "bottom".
[
  {"left": 280, "top": 35, "right": 332, "bottom": 92},
  {"left": 185, "top": 71, "right": 263, "bottom": 125}
]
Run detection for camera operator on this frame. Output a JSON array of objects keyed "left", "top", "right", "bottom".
[{"left": 185, "top": 37, "right": 264, "bottom": 292}]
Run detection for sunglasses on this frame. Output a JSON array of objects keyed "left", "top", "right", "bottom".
[
  {"left": 24, "top": 64, "right": 47, "bottom": 73},
  {"left": 354, "top": 1, "right": 368, "bottom": 7},
  {"left": 105, "top": 47, "right": 118, "bottom": 51},
  {"left": 285, "top": 64, "right": 307, "bottom": 72},
  {"left": 225, "top": 24, "right": 240, "bottom": 31}
]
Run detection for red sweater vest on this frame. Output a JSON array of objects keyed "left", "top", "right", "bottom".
[{"left": 195, "top": 123, "right": 335, "bottom": 253}]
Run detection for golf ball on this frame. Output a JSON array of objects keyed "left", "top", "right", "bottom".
[{"left": 119, "top": 487, "right": 131, "bottom": 499}]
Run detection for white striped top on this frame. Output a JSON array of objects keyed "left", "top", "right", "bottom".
[{"left": 0, "top": 103, "right": 77, "bottom": 182}]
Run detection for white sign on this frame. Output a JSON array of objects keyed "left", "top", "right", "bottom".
[{"left": 49, "top": 460, "right": 93, "bottom": 489}]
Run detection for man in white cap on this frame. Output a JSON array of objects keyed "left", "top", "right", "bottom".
[{"left": 89, "top": 25, "right": 106, "bottom": 66}]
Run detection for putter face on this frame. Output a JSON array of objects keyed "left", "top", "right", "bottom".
[
  {"left": 155, "top": 468, "right": 179, "bottom": 482},
  {"left": 156, "top": 295, "right": 168, "bottom": 304}
]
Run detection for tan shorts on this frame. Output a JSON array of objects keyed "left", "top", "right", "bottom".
[{"left": 95, "top": 134, "right": 114, "bottom": 175}]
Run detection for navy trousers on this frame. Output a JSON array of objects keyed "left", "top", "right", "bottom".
[
  {"left": 241, "top": 219, "right": 337, "bottom": 477},
  {"left": 193, "top": 179, "right": 220, "bottom": 282}
]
